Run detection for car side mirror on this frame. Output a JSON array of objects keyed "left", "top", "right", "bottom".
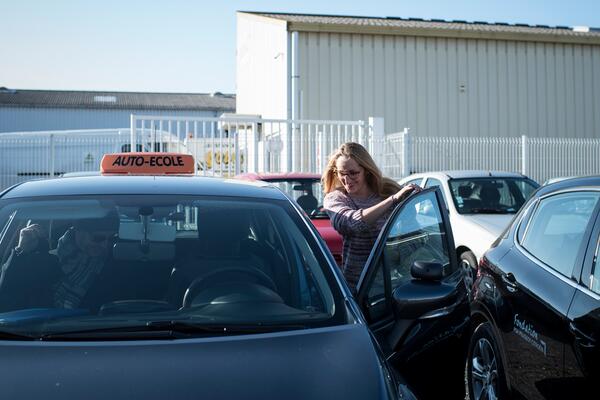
[
  {"left": 391, "top": 261, "right": 456, "bottom": 320},
  {"left": 411, "top": 261, "right": 444, "bottom": 281}
]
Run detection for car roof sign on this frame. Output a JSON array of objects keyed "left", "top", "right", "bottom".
[{"left": 101, "top": 152, "right": 195, "bottom": 175}]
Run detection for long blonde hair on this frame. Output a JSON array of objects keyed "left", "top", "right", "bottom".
[{"left": 321, "top": 142, "right": 401, "bottom": 197}]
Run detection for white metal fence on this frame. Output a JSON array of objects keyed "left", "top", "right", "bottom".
[
  {"left": 130, "top": 115, "right": 381, "bottom": 176},
  {"left": 0, "top": 128, "right": 185, "bottom": 190},
  {"left": 384, "top": 132, "right": 600, "bottom": 184},
  {"left": 1, "top": 119, "right": 598, "bottom": 191}
]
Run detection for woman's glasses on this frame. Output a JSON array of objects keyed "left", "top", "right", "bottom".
[{"left": 336, "top": 169, "right": 362, "bottom": 179}]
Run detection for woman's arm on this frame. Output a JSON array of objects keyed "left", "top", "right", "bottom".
[
  {"left": 361, "top": 184, "right": 420, "bottom": 225},
  {"left": 324, "top": 184, "right": 420, "bottom": 234}
]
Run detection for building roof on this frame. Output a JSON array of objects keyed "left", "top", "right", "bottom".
[
  {"left": 240, "top": 11, "right": 600, "bottom": 45},
  {"left": 0, "top": 88, "right": 236, "bottom": 112}
]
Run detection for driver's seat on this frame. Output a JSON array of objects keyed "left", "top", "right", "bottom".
[{"left": 167, "top": 209, "right": 272, "bottom": 306}]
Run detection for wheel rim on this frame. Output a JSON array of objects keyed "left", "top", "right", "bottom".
[
  {"left": 460, "top": 258, "right": 475, "bottom": 294},
  {"left": 470, "top": 337, "right": 499, "bottom": 400}
]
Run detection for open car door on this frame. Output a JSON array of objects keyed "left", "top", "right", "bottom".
[{"left": 357, "top": 187, "right": 470, "bottom": 364}]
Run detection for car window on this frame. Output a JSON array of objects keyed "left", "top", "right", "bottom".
[
  {"left": 0, "top": 194, "right": 343, "bottom": 338},
  {"left": 521, "top": 192, "right": 600, "bottom": 278},
  {"left": 591, "top": 235, "right": 600, "bottom": 295},
  {"left": 516, "top": 200, "right": 538, "bottom": 243},
  {"left": 264, "top": 178, "right": 324, "bottom": 217},
  {"left": 448, "top": 177, "right": 539, "bottom": 214},
  {"left": 405, "top": 178, "right": 423, "bottom": 186},
  {"left": 383, "top": 191, "right": 451, "bottom": 291},
  {"left": 424, "top": 178, "right": 447, "bottom": 207},
  {"left": 424, "top": 178, "right": 442, "bottom": 189},
  {"left": 366, "top": 260, "right": 385, "bottom": 304}
]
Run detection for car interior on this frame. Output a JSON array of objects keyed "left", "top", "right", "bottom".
[{"left": 0, "top": 197, "right": 337, "bottom": 325}]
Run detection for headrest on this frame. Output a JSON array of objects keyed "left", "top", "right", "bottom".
[
  {"left": 480, "top": 184, "right": 501, "bottom": 203},
  {"left": 458, "top": 185, "right": 472, "bottom": 198}
]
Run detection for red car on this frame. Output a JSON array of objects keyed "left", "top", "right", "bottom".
[{"left": 235, "top": 172, "right": 343, "bottom": 265}]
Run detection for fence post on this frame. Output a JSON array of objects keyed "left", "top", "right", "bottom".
[
  {"left": 49, "top": 134, "right": 55, "bottom": 179},
  {"left": 234, "top": 130, "right": 240, "bottom": 176},
  {"left": 521, "top": 135, "right": 528, "bottom": 176},
  {"left": 130, "top": 114, "right": 137, "bottom": 152},
  {"left": 402, "top": 128, "right": 412, "bottom": 177},
  {"left": 369, "top": 117, "right": 385, "bottom": 168},
  {"left": 285, "top": 121, "right": 293, "bottom": 173},
  {"left": 252, "top": 122, "right": 259, "bottom": 173}
]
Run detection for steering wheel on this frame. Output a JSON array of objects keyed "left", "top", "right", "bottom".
[{"left": 182, "top": 266, "right": 277, "bottom": 308}]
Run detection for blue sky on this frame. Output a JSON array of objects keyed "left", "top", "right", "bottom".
[{"left": 2, "top": 0, "right": 599, "bottom": 94}]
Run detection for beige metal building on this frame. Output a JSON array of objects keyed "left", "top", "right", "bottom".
[{"left": 236, "top": 11, "right": 600, "bottom": 138}]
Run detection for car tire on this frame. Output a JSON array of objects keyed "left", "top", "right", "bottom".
[
  {"left": 465, "top": 322, "right": 509, "bottom": 400},
  {"left": 460, "top": 251, "right": 478, "bottom": 298}
]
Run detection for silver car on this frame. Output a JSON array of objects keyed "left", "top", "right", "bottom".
[{"left": 399, "top": 170, "right": 539, "bottom": 294}]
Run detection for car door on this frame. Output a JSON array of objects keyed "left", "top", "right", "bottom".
[
  {"left": 498, "top": 190, "right": 600, "bottom": 399},
  {"left": 356, "top": 188, "right": 469, "bottom": 364},
  {"left": 565, "top": 199, "right": 600, "bottom": 398}
]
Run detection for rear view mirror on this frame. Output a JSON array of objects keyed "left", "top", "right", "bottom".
[{"left": 118, "top": 222, "right": 176, "bottom": 242}]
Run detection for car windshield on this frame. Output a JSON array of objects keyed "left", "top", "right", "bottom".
[
  {"left": 262, "top": 178, "right": 326, "bottom": 218},
  {"left": 448, "top": 177, "right": 539, "bottom": 215},
  {"left": 0, "top": 195, "right": 343, "bottom": 339}
]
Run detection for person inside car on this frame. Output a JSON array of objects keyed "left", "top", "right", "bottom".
[
  {"left": 52, "top": 208, "right": 120, "bottom": 309},
  {"left": 0, "top": 207, "right": 120, "bottom": 312},
  {"left": 0, "top": 223, "right": 61, "bottom": 312}
]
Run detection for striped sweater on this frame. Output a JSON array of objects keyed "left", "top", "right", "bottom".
[{"left": 324, "top": 190, "right": 392, "bottom": 290}]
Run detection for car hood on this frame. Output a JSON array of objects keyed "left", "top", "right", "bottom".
[
  {"left": 460, "top": 213, "right": 513, "bottom": 237},
  {"left": 0, "top": 324, "right": 394, "bottom": 400}
]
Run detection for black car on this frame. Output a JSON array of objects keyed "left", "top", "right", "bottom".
[
  {"left": 465, "top": 176, "right": 600, "bottom": 400},
  {"left": 0, "top": 153, "right": 469, "bottom": 399}
]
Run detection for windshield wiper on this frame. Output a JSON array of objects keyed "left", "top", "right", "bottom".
[
  {"left": 468, "top": 208, "right": 511, "bottom": 214},
  {"left": 146, "top": 320, "right": 307, "bottom": 334},
  {"left": 40, "top": 320, "right": 306, "bottom": 341}
]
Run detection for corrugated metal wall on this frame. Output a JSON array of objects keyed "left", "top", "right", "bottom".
[
  {"left": 236, "top": 14, "right": 289, "bottom": 119},
  {"left": 297, "top": 32, "right": 600, "bottom": 138},
  {"left": 0, "top": 108, "right": 222, "bottom": 133}
]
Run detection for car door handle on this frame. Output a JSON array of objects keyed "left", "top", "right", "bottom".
[
  {"left": 569, "top": 322, "right": 596, "bottom": 348},
  {"left": 501, "top": 273, "right": 518, "bottom": 292}
]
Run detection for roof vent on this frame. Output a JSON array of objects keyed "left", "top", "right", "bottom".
[
  {"left": 93, "top": 95, "right": 117, "bottom": 103},
  {"left": 573, "top": 26, "right": 590, "bottom": 32},
  {"left": 210, "top": 91, "right": 224, "bottom": 97}
]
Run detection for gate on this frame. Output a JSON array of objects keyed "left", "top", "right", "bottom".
[{"left": 130, "top": 115, "right": 384, "bottom": 177}]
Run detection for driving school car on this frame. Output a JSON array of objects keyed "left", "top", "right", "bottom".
[{"left": 0, "top": 153, "right": 468, "bottom": 399}]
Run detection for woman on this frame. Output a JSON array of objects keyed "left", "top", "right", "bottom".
[{"left": 322, "top": 142, "right": 420, "bottom": 290}]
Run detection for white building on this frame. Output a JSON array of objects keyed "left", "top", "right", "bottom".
[
  {"left": 0, "top": 88, "right": 235, "bottom": 134},
  {"left": 236, "top": 12, "right": 600, "bottom": 138}
]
